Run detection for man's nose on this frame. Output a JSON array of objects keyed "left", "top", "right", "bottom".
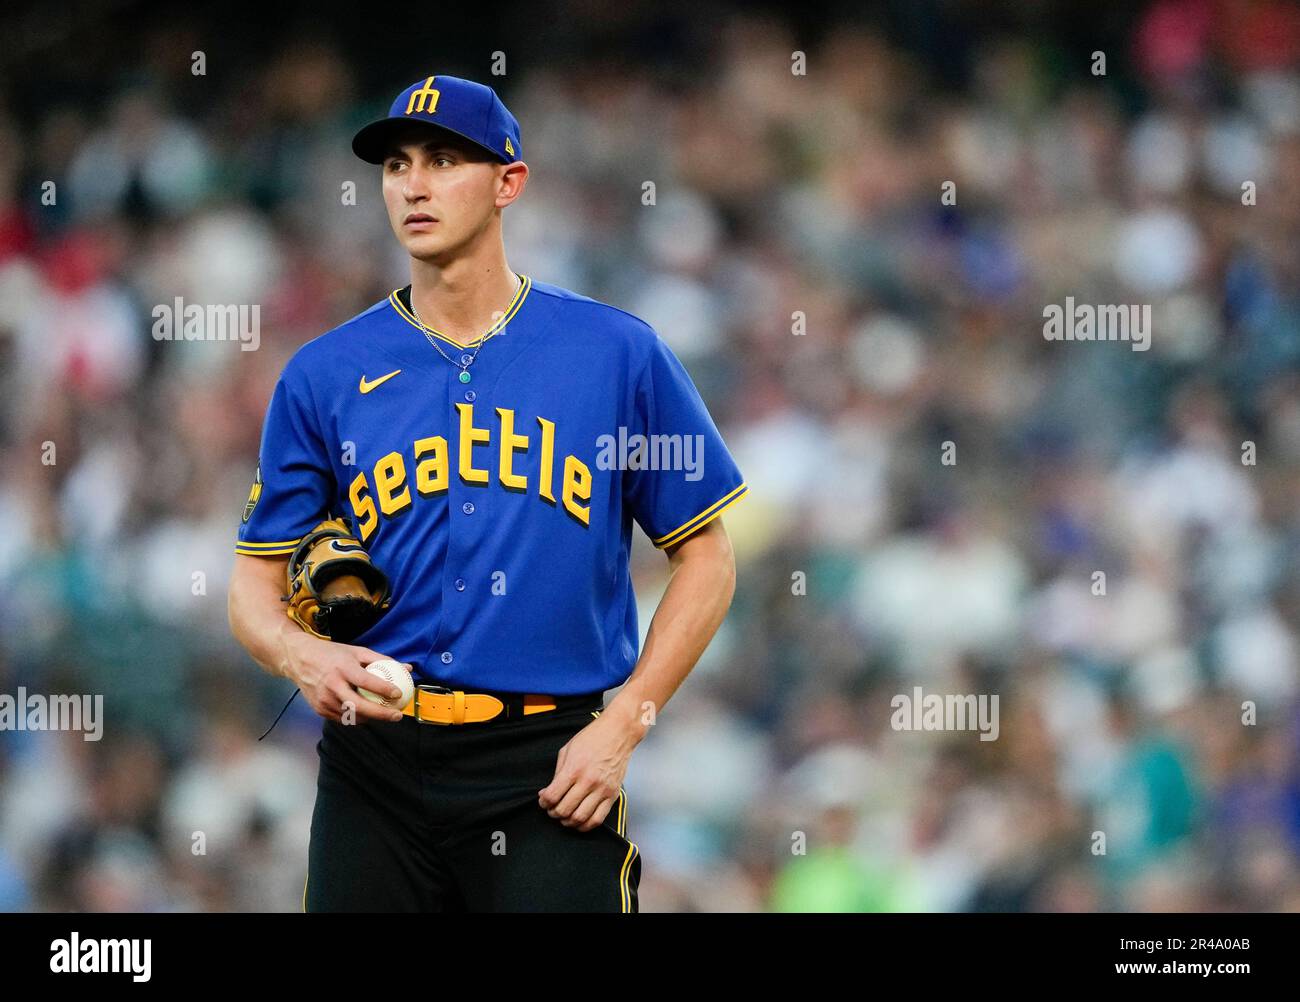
[{"left": 402, "top": 166, "right": 430, "bottom": 201}]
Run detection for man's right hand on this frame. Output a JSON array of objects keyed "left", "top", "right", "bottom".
[
  {"left": 280, "top": 629, "right": 409, "bottom": 724},
  {"left": 228, "top": 551, "right": 410, "bottom": 724}
]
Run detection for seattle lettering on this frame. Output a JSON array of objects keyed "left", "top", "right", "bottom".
[{"left": 348, "top": 403, "right": 591, "bottom": 539}]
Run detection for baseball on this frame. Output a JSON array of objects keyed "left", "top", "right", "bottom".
[{"left": 358, "top": 659, "right": 414, "bottom": 709}]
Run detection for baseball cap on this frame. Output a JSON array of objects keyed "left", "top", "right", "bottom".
[{"left": 351, "top": 75, "right": 522, "bottom": 165}]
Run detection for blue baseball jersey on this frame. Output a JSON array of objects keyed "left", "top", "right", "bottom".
[{"left": 236, "top": 275, "right": 747, "bottom": 694}]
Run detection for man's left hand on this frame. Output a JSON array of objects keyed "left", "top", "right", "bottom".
[{"left": 538, "top": 709, "right": 642, "bottom": 832}]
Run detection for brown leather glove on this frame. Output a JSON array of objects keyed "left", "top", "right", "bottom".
[{"left": 284, "top": 518, "right": 391, "bottom": 642}]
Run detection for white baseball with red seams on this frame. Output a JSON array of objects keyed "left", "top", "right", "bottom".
[{"left": 359, "top": 659, "right": 414, "bottom": 709}]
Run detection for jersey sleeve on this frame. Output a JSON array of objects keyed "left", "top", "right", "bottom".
[
  {"left": 235, "top": 364, "right": 334, "bottom": 557},
  {"left": 622, "top": 333, "right": 747, "bottom": 549}
]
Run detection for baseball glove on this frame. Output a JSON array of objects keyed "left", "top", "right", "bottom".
[{"left": 284, "top": 517, "right": 391, "bottom": 642}]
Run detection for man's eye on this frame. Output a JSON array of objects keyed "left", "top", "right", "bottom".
[
  {"left": 434, "top": 157, "right": 453, "bottom": 167},
  {"left": 386, "top": 161, "right": 408, "bottom": 172}
]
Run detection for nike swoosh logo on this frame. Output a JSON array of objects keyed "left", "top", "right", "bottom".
[{"left": 359, "top": 369, "right": 402, "bottom": 394}]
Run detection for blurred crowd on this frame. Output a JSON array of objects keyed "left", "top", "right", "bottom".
[{"left": 2, "top": 0, "right": 1300, "bottom": 912}]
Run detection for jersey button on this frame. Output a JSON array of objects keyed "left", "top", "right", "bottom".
[
  {"left": 454, "top": 578, "right": 466, "bottom": 591},
  {"left": 440, "top": 651, "right": 453, "bottom": 664},
  {"left": 462, "top": 502, "right": 475, "bottom": 515},
  {"left": 464, "top": 390, "right": 476, "bottom": 402}
]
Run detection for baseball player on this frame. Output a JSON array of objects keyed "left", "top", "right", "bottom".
[{"left": 227, "top": 74, "right": 746, "bottom": 912}]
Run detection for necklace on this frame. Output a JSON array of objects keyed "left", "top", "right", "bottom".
[{"left": 408, "top": 273, "right": 521, "bottom": 384}]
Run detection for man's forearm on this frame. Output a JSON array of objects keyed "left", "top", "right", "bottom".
[
  {"left": 605, "top": 520, "right": 737, "bottom": 741},
  {"left": 228, "top": 555, "right": 299, "bottom": 680}
]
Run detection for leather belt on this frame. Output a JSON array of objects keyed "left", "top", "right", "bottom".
[{"left": 399, "top": 684, "right": 596, "bottom": 725}]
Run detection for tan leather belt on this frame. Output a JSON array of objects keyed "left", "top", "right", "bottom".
[{"left": 400, "top": 684, "right": 558, "bottom": 725}]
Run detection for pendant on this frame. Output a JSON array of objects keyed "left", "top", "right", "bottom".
[{"left": 459, "top": 371, "right": 472, "bottom": 383}]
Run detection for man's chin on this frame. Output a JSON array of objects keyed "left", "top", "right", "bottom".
[{"left": 401, "top": 233, "right": 449, "bottom": 261}]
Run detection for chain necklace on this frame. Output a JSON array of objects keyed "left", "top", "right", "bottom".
[{"left": 408, "top": 273, "right": 521, "bottom": 384}]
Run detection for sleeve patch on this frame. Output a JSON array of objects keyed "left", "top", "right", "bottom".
[{"left": 242, "top": 461, "right": 263, "bottom": 524}]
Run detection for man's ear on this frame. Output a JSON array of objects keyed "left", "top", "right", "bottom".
[{"left": 496, "top": 161, "right": 529, "bottom": 207}]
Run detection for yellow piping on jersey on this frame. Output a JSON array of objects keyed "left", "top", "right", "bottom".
[
  {"left": 235, "top": 537, "right": 302, "bottom": 556},
  {"left": 653, "top": 482, "right": 748, "bottom": 548},
  {"left": 389, "top": 274, "right": 531, "bottom": 349}
]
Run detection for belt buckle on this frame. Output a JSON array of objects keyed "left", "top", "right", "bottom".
[{"left": 414, "top": 684, "right": 454, "bottom": 725}]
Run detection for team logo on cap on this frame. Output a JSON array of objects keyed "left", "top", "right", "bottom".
[
  {"left": 505, "top": 136, "right": 514, "bottom": 157},
  {"left": 405, "top": 76, "right": 441, "bottom": 115}
]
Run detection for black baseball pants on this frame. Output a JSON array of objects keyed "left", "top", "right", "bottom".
[{"left": 302, "top": 693, "right": 640, "bottom": 912}]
